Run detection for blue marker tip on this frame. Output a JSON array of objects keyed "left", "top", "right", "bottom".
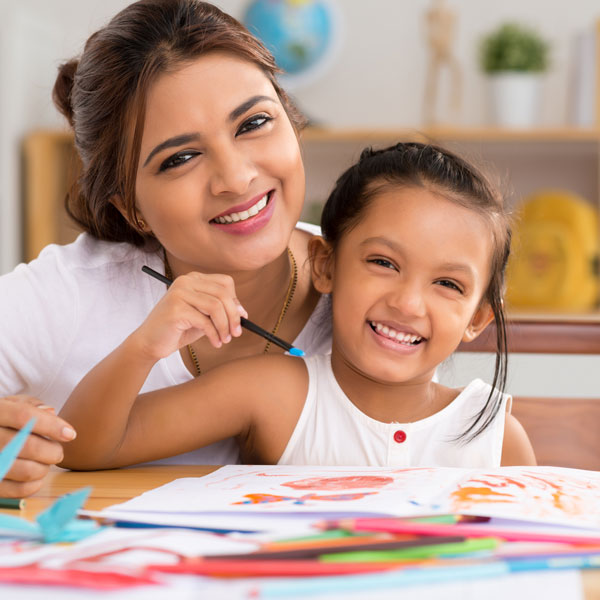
[{"left": 289, "top": 347, "right": 305, "bottom": 357}]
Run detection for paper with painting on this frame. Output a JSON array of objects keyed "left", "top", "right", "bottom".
[{"left": 92, "top": 465, "right": 600, "bottom": 532}]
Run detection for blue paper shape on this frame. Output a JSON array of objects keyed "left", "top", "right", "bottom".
[
  {"left": 0, "top": 418, "right": 35, "bottom": 481},
  {"left": 37, "top": 486, "right": 93, "bottom": 542},
  {"left": 0, "top": 421, "right": 101, "bottom": 543}
]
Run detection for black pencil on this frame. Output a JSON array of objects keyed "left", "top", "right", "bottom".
[{"left": 141, "top": 265, "right": 304, "bottom": 356}]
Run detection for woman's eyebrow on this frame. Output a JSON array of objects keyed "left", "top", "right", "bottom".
[
  {"left": 143, "top": 133, "right": 200, "bottom": 167},
  {"left": 142, "top": 96, "right": 277, "bottom": 168},
  {"left": 228, "top": 95, "right": 276, "bottom": 121}
]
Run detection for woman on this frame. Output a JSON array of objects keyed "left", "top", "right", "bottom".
[{"left": 0, "top": 0, "right": 330, "bottom": 497}]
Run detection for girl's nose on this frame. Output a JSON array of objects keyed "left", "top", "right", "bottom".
[
  {"left": 209, "top": 144, "right": 258, "bottom": 196},
  {"left": 388, "top": 284, "right": 427, "bottom": 317}
]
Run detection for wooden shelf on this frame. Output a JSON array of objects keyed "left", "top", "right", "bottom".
[
  {"left": 458, "top": 317, "right": 600, "bottom": 354},
  {"left": 301, "top": 125, "right": 600, "bottom": 143}
]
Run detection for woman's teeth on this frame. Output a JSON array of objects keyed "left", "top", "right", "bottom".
[
  {"left": 371, "top": 321, "right": 422, "bottom": 345},
  {"left": 213, "top": 194, "right": 269, "bottom": 224}
]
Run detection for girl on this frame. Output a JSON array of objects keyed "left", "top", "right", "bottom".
[
  {"left": 60, "top": 142, "right": 536, "bottom": 469},
  {"left": 0, "top": 0, "right": 330, "bottom": 496}
]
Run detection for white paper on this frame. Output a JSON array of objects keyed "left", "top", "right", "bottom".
[{"left": 92, "top": 465, "right": 600, "bottom": 531}]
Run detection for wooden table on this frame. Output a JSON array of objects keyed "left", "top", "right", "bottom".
[{"left": 3, "top": 465, "right": 600, "bottom": 598}]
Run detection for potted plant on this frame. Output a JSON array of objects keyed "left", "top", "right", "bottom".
[{"left": 480, "top": 22, "right": 549, "bottom": 127}]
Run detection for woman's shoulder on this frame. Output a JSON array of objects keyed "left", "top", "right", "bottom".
[
  {"left": 295, "top": 220, "right": 321, "bottom": 236},
  {"left": 35, "top": 233, "right": 155, "bottom": 272}
]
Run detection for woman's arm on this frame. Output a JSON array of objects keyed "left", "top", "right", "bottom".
[
  {"left": 0, "top": 396, "right": 76, "bottom": 497},
  {"left": 500, "top": 413, "right": 537, "bottom": 466}
]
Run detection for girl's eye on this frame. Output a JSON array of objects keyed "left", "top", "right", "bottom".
[
  {"left": 368, "top": 258, "right": 397, "bottom": 270},
  {"left": 159, "top": 151, "right": 200, "bottom": 172},
  {"left": 436, "top": 279, "right": 463, "bottom": 293},
  {"left": 237, "top": 114, "right": 272, "bottom": 135}
]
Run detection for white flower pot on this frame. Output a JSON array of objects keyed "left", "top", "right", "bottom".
[{"left": 487, "top": 72, "right": 543, "bottom": 128}]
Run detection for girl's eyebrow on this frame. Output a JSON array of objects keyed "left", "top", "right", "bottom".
[
  {"left": 361, "top": 236, "right": 476, "bottom": 280},
  {"left": 142, "top": 95, "right": 277, "bottom": 168}
]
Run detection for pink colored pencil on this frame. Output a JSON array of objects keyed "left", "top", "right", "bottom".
[{"left": 323, "top": 518, "right": 600, "bottom": 545}]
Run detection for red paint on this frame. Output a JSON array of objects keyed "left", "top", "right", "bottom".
[{"left": 282, "top": 476, "right": 394, "bottom": 491}]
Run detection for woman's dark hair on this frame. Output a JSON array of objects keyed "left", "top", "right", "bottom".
[
  {"left": 321, "top": 141, "right": 511, "bottom": 441},
  {"left": 52, "top": 0, "right": 305, "bottom": 246}
]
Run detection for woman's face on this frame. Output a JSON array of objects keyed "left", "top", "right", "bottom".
[{"left": 134, "top": 52, "right": 305, "bottom": 273}]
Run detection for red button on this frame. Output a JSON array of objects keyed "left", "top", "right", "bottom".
[{"left": 393, "top": 430, "right": 407, "bottom": 443}]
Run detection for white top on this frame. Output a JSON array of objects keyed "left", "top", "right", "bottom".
[
  {"left": 0, "top": 224, "right": 331, "bottom": 465},
  {"left": 278, "top": 354, "right": 510, "bottom": 468}
]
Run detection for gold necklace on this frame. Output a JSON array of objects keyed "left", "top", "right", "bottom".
[{"left": 164, "top": 248, "right": 297, "bottom": 377}]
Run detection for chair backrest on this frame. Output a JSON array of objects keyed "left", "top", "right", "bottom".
[{"left": 458, "top": 318, "right": 600, "bottom": 470}]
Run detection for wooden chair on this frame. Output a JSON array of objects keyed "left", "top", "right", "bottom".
[{"left": 458, "top": 318, "right": 600, "bottom": 471}]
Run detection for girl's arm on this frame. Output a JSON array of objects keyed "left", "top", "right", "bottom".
[
  {"left": 500, "top": 413, "right": 537, "bottom": 466},
  {"left": 58, "top": 336, "right": 261, "bottom": 470},
  {"left": 58, "top": 271, "right": 250, "bottom": 470}
]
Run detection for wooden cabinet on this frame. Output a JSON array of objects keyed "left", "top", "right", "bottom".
[
  {"left": 22, "top": 126, "right": 600, "bottom": 316},
  {"left": 22, "top": 130, "right": 80, "bottom": 262}
]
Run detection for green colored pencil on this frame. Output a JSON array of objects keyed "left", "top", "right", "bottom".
[
  {"left": 320, "top": 536, "right": 499, "bottom": 562},
  {"left": 0, "top": 498, "right": 25, "bottom": 510}
]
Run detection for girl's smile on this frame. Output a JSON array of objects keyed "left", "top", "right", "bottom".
[
  {"left": 368, "top": 320, "right": 425, "bottom": 354},
  {"left": 317, "top": 184, "right": 494, "bottom": 417}
]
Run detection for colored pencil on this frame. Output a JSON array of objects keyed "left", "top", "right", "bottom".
[
  {"left": 0, "top": 498, "right": 25, "bottom": 510},
  {"left": 319, "top": 537, "right": 499, "bottom": 562},
  {"left": 322, "top": 517, "right": 600, "bottom": 545},
  {"left": 152, "top": 559, "right": 402, "bottom": 577},
  {"left": 203, "top": 534, "right": 467, "bottom": 561},
  {"left": 250, "top": 553, "right": 600, "bottom": 597},
  {"left": 141, "top": 265, "right": 304, "bottom": 356}
]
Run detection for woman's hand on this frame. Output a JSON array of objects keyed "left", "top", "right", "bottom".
[
  {"left": 0, "top": 395, "right": 76, "bottom": 498},
  {"left": 134, "top": 272, "right": 248, "bottom": 362}
]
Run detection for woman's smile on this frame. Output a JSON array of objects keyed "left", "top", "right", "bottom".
[
  {"left": 135, "top": 52, "right": 305, "bottom": 273},
  {"left": 210, "top": 190, "right": 276, "bottom": 235}
]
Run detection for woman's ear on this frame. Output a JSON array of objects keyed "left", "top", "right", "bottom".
[
  {"left": 110, "top": 195, "right": 150, "bottom": 233},
  {"left": 308, "top": 236, "right": 334, "bottom": 294},
  {"left": 462, "top": 302, "right": 494, "bottom": 343}
]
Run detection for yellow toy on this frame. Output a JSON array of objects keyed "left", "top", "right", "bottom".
[{"left": 506, "top": 189, "right": 599, "bottom": 312}]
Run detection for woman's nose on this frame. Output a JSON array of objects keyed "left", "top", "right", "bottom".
[{"left": 209, "top": 144, "right": 257, "bottom": 196}]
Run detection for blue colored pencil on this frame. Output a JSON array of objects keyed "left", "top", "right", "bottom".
[{"left": 253, "top": 553, "right": 600, "bottom": 597}]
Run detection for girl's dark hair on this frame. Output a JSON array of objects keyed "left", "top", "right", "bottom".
[
  {"left": 321, "top": 142, "right": 511, "bottom": 441},
  {"left": 52, "top": 0, "right": 305, "bottom": 246}
]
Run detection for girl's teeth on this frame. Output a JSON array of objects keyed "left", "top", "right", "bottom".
[
  {"left": 214, "top": 194, "right": 269, "bottom": 224},
  {"left": 373, "top": 322, "right": 421, "bottom": 345}
]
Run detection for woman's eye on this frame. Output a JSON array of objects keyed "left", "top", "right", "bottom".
[
  {"left": 436, "top": 279, "right": 463, "bottom": 293},
  {"left": 159, "top": 151, "right": 200, "bottom": 172},
  {"left": 368, "top": 258, "right": 396, "bottom": 270},
  {"left": 237, "top": 114, "right": 272, "bottom": 135}
]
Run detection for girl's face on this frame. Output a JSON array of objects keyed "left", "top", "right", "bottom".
[
  {"left": 317, "top": 186, "right": 494, "bottom": 386},
  {"left": 134, "top": 52, "right": 305, "bottom": 273}
]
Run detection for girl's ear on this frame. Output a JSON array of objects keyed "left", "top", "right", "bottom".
[
  {"left": 462, "top": 302, "right": 494, "bottom": 343},
  {"left": 308, "top": 236, "right": 334, "bottom": 294}
]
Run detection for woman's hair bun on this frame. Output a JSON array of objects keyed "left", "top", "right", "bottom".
[{"left": 52, "top": 59, "right": 79, "bottom": 126}]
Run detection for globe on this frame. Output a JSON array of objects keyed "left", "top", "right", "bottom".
[{"left": 243, "top": 0, "right": 340, "bottom": 89}]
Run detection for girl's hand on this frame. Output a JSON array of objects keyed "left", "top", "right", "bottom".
[{"left": 133, "top": 272, "right": 248, "bottom": 362}]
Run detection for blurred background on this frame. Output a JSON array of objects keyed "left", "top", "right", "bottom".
[{"left": 0, "top": 0, "right": 599, "bottom": 398}]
